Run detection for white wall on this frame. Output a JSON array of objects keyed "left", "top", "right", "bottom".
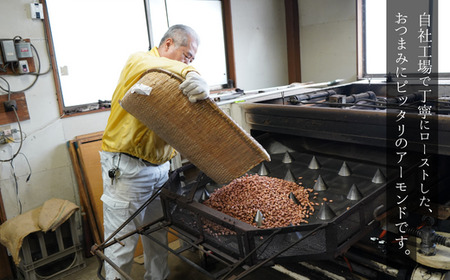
[
  {"left": 0, "top": 0, "right": 292, "bottom": 220},
  {"left": 0, "top": 0, "right": 357, "bottom": 221},
  {"left": 0, "top": 1, "right": 110, "bottom": 219},
  {"left": 299, "top": 0, "right": 357, "bottom": 84},
  {"left": 230, "top": 0, "right": 289, "bottom": 90},
  {"left": 230, "top": 0, "right": 358, "bottom": 89}
]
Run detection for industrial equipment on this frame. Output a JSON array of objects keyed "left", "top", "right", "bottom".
[{"left": 92, "top": 79, "right": 450, "bottom": 280}]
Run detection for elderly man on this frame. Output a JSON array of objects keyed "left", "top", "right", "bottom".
[{"left": 100, "top": 24, "right": 209, "bottom": 280}]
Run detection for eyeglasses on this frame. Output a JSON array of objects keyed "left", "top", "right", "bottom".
[{"left": 183, "top": 52, "right": 194, "bottom": 63}]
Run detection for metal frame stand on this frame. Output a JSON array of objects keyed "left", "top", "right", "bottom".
[{"left": 90, "top": 166, "right": 327, "bottom": 280}]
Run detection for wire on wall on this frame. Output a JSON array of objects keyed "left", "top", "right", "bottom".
[
  {"left": 9, "top": 160, "right": 22, "bottom": 214},
  {"left": 0, "top": 36, "right": 50, "bottom": 93},
  {"left": 0, "top": 106, "right": 24, "bottom": 163},
  {"left": 0, "top": 35, "right": 49, "bottom": 160},
  {"left": 0, "top": 35, "right": 49, "bottom": 215}
]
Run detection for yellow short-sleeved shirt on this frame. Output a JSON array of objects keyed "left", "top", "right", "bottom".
[{"left": 101, "top": 47, "right": 196, "bottom": 164}]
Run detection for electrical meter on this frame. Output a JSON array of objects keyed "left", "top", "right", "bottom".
[{"left": 15, "top": 42, "right": 32, "bottom": 58}]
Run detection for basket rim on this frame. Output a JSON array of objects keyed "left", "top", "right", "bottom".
[{"left": 133, "top": 68, "right": 271, "bottom": 163}]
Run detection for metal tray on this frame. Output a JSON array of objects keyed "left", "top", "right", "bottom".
[{"left": 160, "top": 135, "right": 397, "bottom": 265}]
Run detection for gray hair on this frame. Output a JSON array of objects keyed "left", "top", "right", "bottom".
[{"left": 159, "top": 24, "right": 199, "bottom": 48}]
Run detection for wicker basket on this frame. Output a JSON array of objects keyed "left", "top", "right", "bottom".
[{"left": 120, "top": 68, "right": 270, "bottom": 184}]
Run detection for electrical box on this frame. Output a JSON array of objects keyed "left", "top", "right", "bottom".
[
  {"left": 0, "top": 38, "right": 36, "bottom": 75},
  {"left": 0, "top": 40, "right": 18, "bottom": 63},
  {"left": 18, "top": 60, "right": 29, "bottom": 74},
  {"left": 30, "top": 3, "right": 44, "bottom": 19},
  {"left": 15, "top": 42, "right": 32, "bottom": 58}
]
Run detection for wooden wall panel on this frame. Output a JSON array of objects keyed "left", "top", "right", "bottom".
[
  {"left": 285, "top": 0, "right": 302, "bottom": 83},
  {"left": 0, "top": 92, "right": 30, "bottom": 126}
]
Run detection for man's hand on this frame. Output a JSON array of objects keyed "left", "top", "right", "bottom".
[{"left": 179, "top": 72, "right": 210, "bottom": 103}]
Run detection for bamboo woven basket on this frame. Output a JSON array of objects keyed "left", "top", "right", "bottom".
[{"left": 120, "top": 68, "right": 270, "bottom": 184}]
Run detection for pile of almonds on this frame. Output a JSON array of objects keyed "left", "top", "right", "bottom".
[{"left": 203, "top": 174, "right": 315, "bottom": 229}]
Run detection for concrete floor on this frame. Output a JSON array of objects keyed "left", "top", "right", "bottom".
[{"left": 62, "top": 240, "right": 296, "bottom": 280}]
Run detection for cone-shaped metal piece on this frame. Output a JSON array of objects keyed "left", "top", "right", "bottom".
[
  {"left": 372, "top": 169, "right": 386, "bottom": 184},
  {"left": 313, "top": 175, "right": 328, "bottom": 191},
  {"left": 285, "top": 227, "right": 303, "bottom": 242},
  {"left": 284, "top": 169, "right": 296, "bottom": 182},
  {"left": 317, "top": 202, "right": 336, "bottom": 220},
  {"left": 199, "top": 189, "right": 210, "bottom": 203},
  {"left": 254, "top": 210, "right": 264, "bottom": 227},
  {"left": 308, "top": 156, "right": 321, "bottom": 169},
  {"left": 282, "top": 151, "right": 294, "bottom": 163},
  {"left": 258, "top": 162, "right": 269, "bottom": 176},
  {"left": 346, "top": 184, "right": 363, "bottom": 201},
  {"left": 338, "top": 161, "right": 352, "bottom": 176},
  {"left": 289, "top": 192, "right": 300, "bottom": 205}
]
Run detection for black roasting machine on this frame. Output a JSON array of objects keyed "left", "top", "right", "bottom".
[{"left": 93, "top": 80, "right": 450, "bottom": 280}]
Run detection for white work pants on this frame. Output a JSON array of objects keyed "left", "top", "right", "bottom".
[{"left": 100, "top": 151, "right": 170, "bottom": 280}]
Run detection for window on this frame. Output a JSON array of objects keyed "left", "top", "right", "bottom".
[
  {"left": 43, "top": 0, "right": 234, "bottom": 116},
  {"left": 44, "top": 0, "right": 149, "bottom": 113},
  {"left": 358, "top": 0, "right": 449, "bottom": 78},
  {"left": 148, "top": 0, "right": 229, "bottom": 88}
]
